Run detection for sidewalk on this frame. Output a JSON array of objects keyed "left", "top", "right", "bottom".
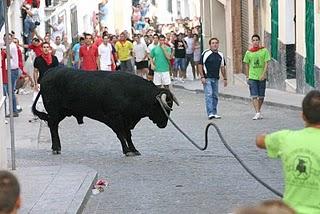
[
  {"left": 4, "top": 93, "right": 97, "bottom": 214},
  {"left": 14, "top": 165, "right": 97, "bottom": 214},
  {"left": 172, "top": 74, "right": 304, "bottom": 110}
]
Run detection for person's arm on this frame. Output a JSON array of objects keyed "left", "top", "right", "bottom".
[
  {"left": 33, "top": 68, "right": 39, "bottom": 91},
  {"left": 97, "top": 55, "right": 101, "bottom": 70},
  {"left": 95, "top": 48, "right": 99, "bottom": 70},
  {"left": 34, "top": 30, "right": 43, "bottom": 41},
  {"left": 149, "top": 49, "right": 155, "bottom": 70},
  {"left": 243, "top": 52, "right": 250, "bottom": 79},
  {"left": 22, "top": 6, "right": 34, "bottom": 17},
  {"left": 256, "top": 134, "right": 266, "bottom": 149},
  {"left": 78, "top": 48, "right": 83, "bottom": 69},
  {"left": 48, "top": 23, "right": 58, "bottom": 31},
  {"left": 183, "top": 39, "right": 188, "bottom": 49},
  {"left": 198, "top": 52, "right": 206, "bottom": 84},
  {"left": 220, "top": 66, "right": 227, "bottom": 87},
  {"left": 244, "top": 64, "right": 249, "bottom": 79},
  {"left": 260, "top": 62, "right": 268, "bottom": 80},
  {"left": 198, "top": 64, "right": 206, "bottom": 85},
  {"left": 71, "top": 46, "right": 76, "bottom": 64},
  {"left": 161, "top": 45, "right": 171, "bottom": 60},
  {"left": 18, "top": 43, "right": 29, "bottom": 49}
]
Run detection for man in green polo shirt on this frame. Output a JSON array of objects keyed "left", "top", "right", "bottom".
[
  {"left": 256, "top": 90, "right": 320, "bottom": 214},
  {"left": 243, "top": 34, "right": 271, "bottom": 120},
  {"left": 150, "top": 34, "right": 172, "bottom": 88}
]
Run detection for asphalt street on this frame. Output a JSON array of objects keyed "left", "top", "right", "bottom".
[{"left": 13, "top": 87, "right": 302, "bottom": 214}]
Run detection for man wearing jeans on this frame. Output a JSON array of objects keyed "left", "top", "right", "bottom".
[
  {"left": 243, "top": 34, "right": 271, "bottom": 120},
  {"left": 2, "top": 34, "right": 20, "bottom": 117},
  {"left": 198, "top": 37, "right": 227, "bottom": 120}
]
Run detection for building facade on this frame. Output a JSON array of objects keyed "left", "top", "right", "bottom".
[
  {"left": 148, "top": 0, "right": 200, "bottom": 24},
  {"left": 200, "top": 0, "right": 320, "bottom": 94},
  {"left": 261, "top": 0, "right": 320, "bottom": 93}
]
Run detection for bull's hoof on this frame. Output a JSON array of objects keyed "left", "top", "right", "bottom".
[
  {"left": 125, "top": 152, "right": 139, "bottom": 157},
  {"left": 134, "top": 151, "right": 141, "bottom": 156},
  {"left": 52, "top": 150, "right": 61, "bottom": 155}
]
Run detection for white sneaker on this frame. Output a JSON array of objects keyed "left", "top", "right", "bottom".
[
  {"left": 252, "top": 112, "right": 260, "bottom": 120},
  {"left": 209, "top": 114, "right": 221, "bottom": 119},
  {"left": 258, "top": 113, "right": 263, "bottom": 119}
]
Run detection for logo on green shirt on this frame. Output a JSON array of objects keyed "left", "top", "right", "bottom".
[{"left": 294, "top": 156, "right": 311, "bottom": 180}]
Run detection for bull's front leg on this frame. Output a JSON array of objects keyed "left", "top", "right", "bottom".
[
  {"left": 125, "top": 130, "right": 141, "bottom": 156},
  {"left": 116, "top": 134, "right": 130, "bottom": 155},
  {"left": 48, "top": 121, "right": 61, "bottom": 154}
]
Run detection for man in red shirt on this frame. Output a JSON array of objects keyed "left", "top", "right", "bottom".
[
  {"left": 79, "top": 33, "right": 99, "bottom": 71},
  {"left": 20, "top": 38, "right": 42, "bottom": 56}
]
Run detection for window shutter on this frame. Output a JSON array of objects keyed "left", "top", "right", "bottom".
[
  {"left": 271, "top": 0, "right": 279, "bottom": 60},
  {"left": 241, "top": 0, "right": 249, "bottom": 57},
  {"left": 305, "top": 0, "right": 315, "bottom": 87}
]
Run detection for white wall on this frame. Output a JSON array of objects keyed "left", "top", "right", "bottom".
[
  {"left": 262, "top": 0, "right": 271, "bottom": 34},
  {"left": 296, "top": 0, "right": 305, "bottom": 57},
  {"left": 279, "top": 0, "right": 295, "bottom": 44}
]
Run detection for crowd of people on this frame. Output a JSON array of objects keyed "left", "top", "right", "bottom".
[{"left": 1, "top": 0, "right": 205, "bottom": 118}]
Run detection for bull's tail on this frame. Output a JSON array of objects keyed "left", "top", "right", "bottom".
[{"left": 32, "top": 91, "right": 49, "bottom": 121}]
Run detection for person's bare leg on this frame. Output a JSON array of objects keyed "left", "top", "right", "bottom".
[{"left": 252, "top": 98, "right": 260, "bottom": 113}]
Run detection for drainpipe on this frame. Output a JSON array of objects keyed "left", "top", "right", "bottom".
[{"left": 4, "top": 0, "right": 16, "bottom": 170}]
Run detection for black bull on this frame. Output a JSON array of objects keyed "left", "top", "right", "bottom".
[{"left": 32, "top": 68, "right": 179, "bottom": 156}]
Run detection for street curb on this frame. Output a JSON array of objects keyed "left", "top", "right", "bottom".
[
  {"left": 68, "top": 168, "right": 98, "bottom": 214},
  {"left": 173, "top": 85, "right": 302, "bottom": 111}
]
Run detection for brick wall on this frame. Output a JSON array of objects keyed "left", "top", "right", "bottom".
[{"left": 231, "top": 0, "right": 242, "bottom": 73}]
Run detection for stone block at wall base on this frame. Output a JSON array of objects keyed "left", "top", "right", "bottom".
[
  {"left": 296, "top": 53, "right": 316, "bottom": 94},
  {"left": 264, "top": 31, "right": 286, "bottom": 91},
  {"left": 315, "top": 66, "right": 320, "bottom": 90}
]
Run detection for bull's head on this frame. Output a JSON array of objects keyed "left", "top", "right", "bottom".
[{"left": 149, "top": 89, "right": 179, "bottom": 128}]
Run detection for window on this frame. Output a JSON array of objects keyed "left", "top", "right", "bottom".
[
  {"left": 305, "top": 0, "right": 315, "bottom": 87},
  {"left": 168, "top": 0, "right": 172, "bottom": 13},
  {"left": 53, "top": 0, "right": 59, "bottom": 6},
  {"left": 70, "top": 6, "right": 78, "bottom": 43},
  {"left": 271, "top": 0, "right": 279, "bottom": 60}
]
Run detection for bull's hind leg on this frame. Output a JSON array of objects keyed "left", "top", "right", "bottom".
[
  {"left": 48, "top": 121, "right": 62, "bottom": 154},
  {"left": 47, "top": 114, "right": 65, "bottom": 154},
  {"left": 125, "top": 130, "right": 141, "bottom": 156}
]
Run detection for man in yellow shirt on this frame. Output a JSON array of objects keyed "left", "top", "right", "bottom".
[{"left": 115, "top": 32, "right": 134, "bottom": 73}]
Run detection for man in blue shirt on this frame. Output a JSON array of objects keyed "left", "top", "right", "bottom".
[
  {"left": 71, "top": 36, "right": 84, "bottom": 69},
  {"left": 198, "top": 37, "right": 227, "bottom": 119}
]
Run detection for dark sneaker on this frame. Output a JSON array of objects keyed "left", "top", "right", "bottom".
[{"left": 5, "top": 112, "right": 19, "bottom": 118}]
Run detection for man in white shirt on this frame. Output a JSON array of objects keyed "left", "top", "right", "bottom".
[
  {"left": 184, "top": 29, "right": 196, "bottom": 79},
  {"left": 51, "top": 36, "right": 66, "bottom": 66},
  {"left": 49, "top": 16, "right": 65, "bottom": 41},
  {"left": 3, "top": 34, "right": 21, "bottom": 117},
  {"left": 98, "top": 34, "right": 114, "bottom": 71},
  {"left": 133, "top": 34, "right": 148, "bottom": 77}
]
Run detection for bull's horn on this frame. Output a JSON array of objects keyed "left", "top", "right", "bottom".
[
  {"left": 171, "top": 92, "right": 179, "bottom": 106},
  {"left": 160, "top": 93, "right": 172, "bottom": 111}
]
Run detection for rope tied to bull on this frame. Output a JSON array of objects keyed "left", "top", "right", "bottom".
[{"left": 157, "top": 96, "right": 283, "bottom": 198}]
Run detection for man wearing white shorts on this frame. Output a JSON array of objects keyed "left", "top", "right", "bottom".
[{"left": 150, "top": 34, "right": 171, "bottom": 88}]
